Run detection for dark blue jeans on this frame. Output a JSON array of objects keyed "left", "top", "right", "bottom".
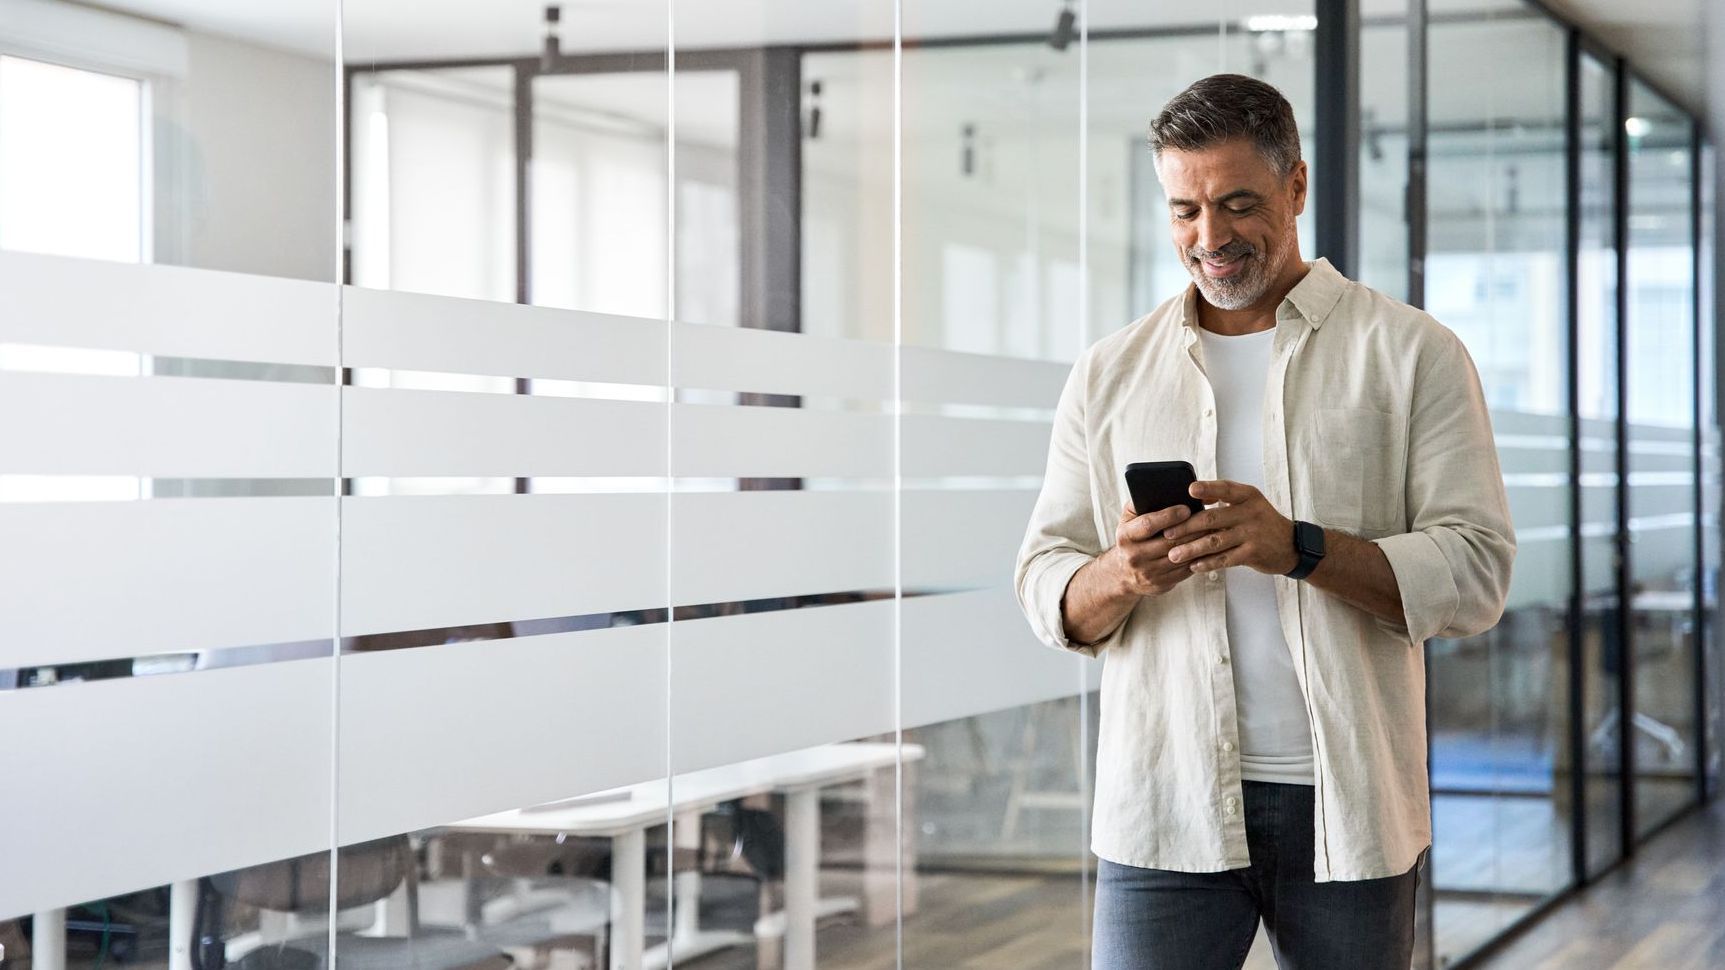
[{"left": 1092, "top": 780, "right": 1423, "bottom": 970}]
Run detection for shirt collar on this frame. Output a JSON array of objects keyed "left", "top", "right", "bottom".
[{"left": 1178, "top": 256, "right": 1347, "bottom": 333}]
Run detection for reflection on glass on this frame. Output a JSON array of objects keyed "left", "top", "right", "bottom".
[
  {"left": 1358, "top": 21, "right": 1409, "bottom": 301},
  {"left": 1701, "top": 144, "right": 1724, "bottom": 803},
  {"left": 1426, "top": 7, "right": 1570, "bottom": 964},
  {"left": 1576, "top": 50, "right": 1625, "bottom": 880},
  {"left": 350, "top": 67, "right": 518, "bottom": 302},
  {"left": 1626, "top": 79, "right": 1699, "bottom": 842}
]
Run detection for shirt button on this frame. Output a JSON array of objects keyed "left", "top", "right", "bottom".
[
  {"left": 1222, "top": 741, "right": 1235, "bottom": 752},
  {"left": 1208, "top": 571, "right": 1220, "bottom": 581},
  {"left": 1216, "top": 654, "right": 1229, "bottom": 665}
]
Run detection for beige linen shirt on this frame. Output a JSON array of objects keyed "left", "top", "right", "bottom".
[{"left": 1014, "top": 257, "right": 1515, "bottom": 882}]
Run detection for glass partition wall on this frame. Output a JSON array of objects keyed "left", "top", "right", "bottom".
[
  {"left": 1, "top": 3, "right": 1716, "bottom": 970},
  {"left": 1425, "top": 5, "right": 1572, "bottom": 962}
]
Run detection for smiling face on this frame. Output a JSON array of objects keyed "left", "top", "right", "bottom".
[{"left": 1155, "top": 136, "right": 1307, "bottom": 312}]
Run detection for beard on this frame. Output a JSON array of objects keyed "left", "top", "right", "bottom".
[{"left": 1183, "top": 238, "right": 1278, "bottom": 311}]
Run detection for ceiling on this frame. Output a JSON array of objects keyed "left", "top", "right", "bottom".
[
  {"left": 68, "top": 0, "right": 1714, "bottom": 117},
  {"left": 1541, "top": 0, "right": 1706, "bottom": 115}
]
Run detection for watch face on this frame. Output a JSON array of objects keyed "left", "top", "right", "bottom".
[{"left": 1297, "top": 520, "right": 1325, "bottom": 556}]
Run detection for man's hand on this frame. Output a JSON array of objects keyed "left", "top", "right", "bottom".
[
  {"left": 1160, "top": 479, "right": 1298, "bottom": 576},
  {"left": 1102, "top": 502, "right": 1203, "bottom": 596}
]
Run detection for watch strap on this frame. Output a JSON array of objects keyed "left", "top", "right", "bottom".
[{"left": 1285, "top": 520, "right": 1324, "bottom": 580}]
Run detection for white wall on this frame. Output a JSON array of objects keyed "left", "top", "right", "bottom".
[{"left": 155, "top": 30, "right": 337, "bottom": 282}]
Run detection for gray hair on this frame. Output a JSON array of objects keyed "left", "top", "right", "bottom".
[{"left": 1148, "top": 74, "right": 1302, "bottom": 177}]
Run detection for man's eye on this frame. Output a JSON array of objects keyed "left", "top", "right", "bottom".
[
  {"left": 1173, "top": 209, "right": 1198, "bottom": 220},
  {"left": 1227, "top": 204, "right": 1255, "bottom": 215}
]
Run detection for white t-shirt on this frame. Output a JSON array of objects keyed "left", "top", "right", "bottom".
[{"left": 1196, "top": 325, "right": 1315, "bottom": 787}]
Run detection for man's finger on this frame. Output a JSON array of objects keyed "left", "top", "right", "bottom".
[
  {"left": 1190, "top": 479, "right": 1254, "bottom": 505},
  {"left": 1123, "top": 503, "right": 1192, "bottom": 542},
  {"left": 1168, "top": 527, "right": 1242, "bottom": 565},
  {"left": 1161, "top": 503, "right": 1245, "bottom": 541},
  {"left": 1181, "top": 550, "right": 1233, "bottom": 573}
]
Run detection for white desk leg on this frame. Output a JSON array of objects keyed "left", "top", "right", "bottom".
[
  {"left": 31, "top": 908, "right": 65, "bottom": 970},
  {"left": 169, "top": 880, "right": 197, "bottom": 970},
  {"left": 611, "top": 828, "right": 646, "bottom": 970},
  {"left": 783, "top": 788, "right": 819, "bottom": 970},
  {"left": 672, "top": 809, "right": 702, "bottom": 940}
]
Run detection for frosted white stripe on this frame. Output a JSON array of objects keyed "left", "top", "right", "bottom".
[
  {"left": 670, "top": 404, "right": 892, "bottom": 478},
  {"left": 900, "top": 346, "right": 1068, "bottom": 408},
  {"left": 902, "top": 415, "right": 1054, "bottom": 478},
  {"left": 671, "top": 490, "right": 893, "bottom": 605},
  {"left": 668, "top": 599, "right": 893, "bottom": 773},
  {"left": 336, "top": 625, "right": 666, "bottom": 843},
  {"left": 671, "top": 320, "right": 893, "bottom": 400},
  {"left": 0, "top": 373, "right": 336, "bottom": 477},
  {"left": 0, "top": 659, "right": 333, "bottom": 918},
  {"left": 1488, "top": 409, "right": 1567, "bottom": 435},
  {"left": 901, "top": 587, "right": 1088, "bottom": 730},
  {"left": 342, "top": 286, "right": 665, "bottom": 386},
  {"left": 1495, "top": 441, "right": 1569, "bottom": 475},
  {"left": 342, "top": 387, "right": 665, "bottom": 477},
  {"left": 1504, "top": 483, "right": 1572, "bottom": 533},
  {"left": 1628, "top": 423, "right": 1696, "bottom": 444},
  {"left": 339, "top": 494, "right": 665, "bottom": 636},
  {"left": 0, "top": 252, "right": 335, "bottom": 365},
  {"left": 901, "top": 488, "right": 1037, "bottom": 589},
  {"left": 0, "top": 498, "right": 336, "bottom": 668}
]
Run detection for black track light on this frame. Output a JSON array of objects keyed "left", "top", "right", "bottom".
[
  {"left": 542, "top": 5, "right": 562, "bottom": 72},
  {"left": 1049, "top": 1, "right": 1076, "bottom": 51},
  {"left": 808, "top": 80, "right": 823, "bottom": 140}
]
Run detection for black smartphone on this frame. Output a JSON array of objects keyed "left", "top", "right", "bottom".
[{"left": 1124, "top": 460, "right": 1203, "bottom": 518}]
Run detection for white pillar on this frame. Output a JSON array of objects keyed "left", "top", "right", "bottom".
[
  {"left": 610, "top": 829, "right": 646, "bottom": 970},
  {"left": 169, "top": 880, "right": 198, "bottom": 970},
  {"left": 31, "top": 908, "right": 65, "bottom": 970},
  {"left": 672, "top": 809, "right": 702, "bottom": 940},
  {"left": 783, "top": 787, "right": 820, "bottom": 970}
]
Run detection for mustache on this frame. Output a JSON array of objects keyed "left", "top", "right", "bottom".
[{"left": 1186, "top": 241, "right": 1259, "bottom": 262}]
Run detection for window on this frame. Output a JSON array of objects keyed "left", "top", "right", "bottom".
[{"left": 0, "top": 54, "right": 146, "bottom": 263}]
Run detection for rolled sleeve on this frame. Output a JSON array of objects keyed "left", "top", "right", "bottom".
[
  {"left": 1372, "top": 530, "right": 1460, "bottom": 644},
  {"left": 1376, "top": 326, "right": 1517, "bottom": 645},
  {"left": 1013, "top": 349, "right": 1112, "bottom": 658},
  {"left": 1018, "top": 550, "right": 1102, "bottom": 656}
]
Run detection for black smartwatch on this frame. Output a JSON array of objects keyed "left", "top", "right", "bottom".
[{"left": 1285, "top": 520, "right": 1326, "bottom": 580}]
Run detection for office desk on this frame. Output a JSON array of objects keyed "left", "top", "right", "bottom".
[
  {"left": 449, "top": 741, "right": 925, "bottom": 970},
  {"left": 33, "top": 743, "right": 920, "bottom": 970}
]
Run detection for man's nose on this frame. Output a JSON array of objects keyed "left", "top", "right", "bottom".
[{"left": 1194, "top": 208, "right": 1233, "bottom": 254}]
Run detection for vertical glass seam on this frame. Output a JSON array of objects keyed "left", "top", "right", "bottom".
[
  {"left": 1077, "top": 0, "right": 1094, "bottom": 964},
  {"left": 665, "top": 0, "right": 678, "bottom": 962},
  {"left": 892, "top": 2, "right": 905, "bottom": 967},
  {"left": 328, "top": 0, "right": 346, "bottom": 954}
]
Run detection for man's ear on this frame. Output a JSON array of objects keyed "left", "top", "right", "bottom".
[{"left": 1288, "top": 160, "right": 1309, "bottom": 216}]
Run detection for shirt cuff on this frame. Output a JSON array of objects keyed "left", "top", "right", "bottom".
[
  {"left": 1026, "top": 551, "right": 1105, "bottom": 657},
  {"left": 1371, "top": 531, "right": 1460, "bottom": 645}
]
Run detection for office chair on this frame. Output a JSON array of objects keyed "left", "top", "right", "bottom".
[
  {"left": 194, "top": 835, "right": 512, "bottom": 970},
  {"left": 419, "top": 835, "right": 611, "bottom": 969}
]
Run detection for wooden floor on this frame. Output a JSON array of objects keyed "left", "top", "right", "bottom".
[
  {"left": 680, "top": 796, "right": 1721, "bottom": 970},
  {"left": 1476, "top": 795, "right": 1725, "bottom": 970}
]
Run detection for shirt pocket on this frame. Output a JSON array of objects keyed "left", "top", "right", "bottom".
[{"left": 1309, "top": 407, "right": 1404, "bottom": 535}]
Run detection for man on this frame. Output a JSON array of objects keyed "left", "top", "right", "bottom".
[{"left": 1013, "top": 74, "right": 1514, "bottom": 970}]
